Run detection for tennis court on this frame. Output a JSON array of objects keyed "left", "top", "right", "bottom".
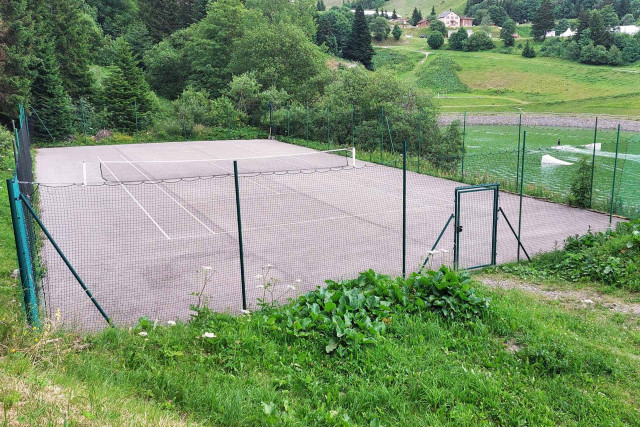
[{"left": 32, "top": 139, "right": 619, "bottom": 329}]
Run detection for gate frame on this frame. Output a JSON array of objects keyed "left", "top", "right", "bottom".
[{"left": 454, "top": 183, "right": 499, "bottom": 270}]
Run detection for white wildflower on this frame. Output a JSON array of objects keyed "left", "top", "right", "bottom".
[
  {"left": 241, "top": 309, "right": 251, "bottom": 315},
  {"left": 265, "top": 264, "right": 273, "bottom": 268},
  {"left": 202, "top": 332, "right": 216, "bottom": 338},
  {"left": 202, "top": 266, "right": 213, "bottom": 270},
  {"left": 287, "top": 285, "right": 296, "bottom": 291},
  {"left": 167, "top": 320, "right": 176, "bottom": 326},
  {"left": 138, "top": 331, "right": 148, "bottom": 336},
  {"left": 295, "top": 279, "right": 302, "bottom": 284},
  {"left": 428, "top": 250, "right": 439, "bottom": 255},
  {"left": 255, "top": 274, "right": 263, "bottom": 279}
]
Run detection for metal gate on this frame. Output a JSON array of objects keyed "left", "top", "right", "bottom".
[{"left": 454, "top": 184, "right": 499, "bottom": 270}]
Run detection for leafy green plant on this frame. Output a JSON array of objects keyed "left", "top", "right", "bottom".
[
  {"left": 568, "top": 157, "right": 592, "bottom": 208},
  {"left": 266, "top": 267, "right": 490, "bottom": 356}
]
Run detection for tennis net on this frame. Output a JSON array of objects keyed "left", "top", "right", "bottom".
[{"left": 87, "top": 148, "right": 357, "bottom": 184}]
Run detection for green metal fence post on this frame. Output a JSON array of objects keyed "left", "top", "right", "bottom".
[
  {"left": 80, "top": 99, "right": 87, "bottom": 137},
  {"left": 380, "top": 107, "right": 384, "bottom": 163},
  {"left": 517, "top": 131, "right": 527, "bottom": 262},
  {"left": 402, "top": 140, "right": 407, "bottom": 278},
  {"left": 461, "top": 112, "right": 466, "bottom": 181},
  {"left": 515, "top": 113, "right": 522, "bottom": 191},
  {"left": 7, "top": 179, "right": 39, "bottom": 327},
  {"left": 305, "top": 102, "right": 309, "bottom": 143},
  {"left": 134, "top": 100, "right": 139, "bottom": 142},
  {"left": 609, "top": 124, "right": 621, "bottom": 225},
  {"left": 417, "top": 110, "right": 422, "bottom": 173},
  {"left": 326, "top": 105, "right": 330, "bottom": 148},
  {"left": 589, "top": 117, "right": 598, "bottom": 208},
  {"left": 268, "top": 102, "right": 273, "bottom": 138},
  {"left": 233, "top": 161, "right": 247, "bottom": 310},
  {"left": 287, "top": 101, "right": 290, "bottom": 137}
]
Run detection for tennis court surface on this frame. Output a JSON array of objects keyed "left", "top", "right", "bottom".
[{"left": 32, "top": 139, "right": 620, "bottom": 329}]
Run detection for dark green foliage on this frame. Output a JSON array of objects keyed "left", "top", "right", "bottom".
[
  {"left": 392, "top": 9, "right": 398, "bottom": 19},
  {"left": 523, "top": 41, "right": 537, "bottom": 57},
  {"left": 463, "top": 31, "right": 495, "bottom": 51},
  {"left": 448, "top": 28, "right": 469, "bottom": 50},
  {"left": 569, "top": 157, "right": 592, "bottom": 208},
  {"left": 410, "top": 7, "right": 422, "bottom": 25},
  {"left": 427, "top": 32, "right": 445, "bottom": 49},
  {"left": 488, "top": 5, "right": 509, "bottom": 26},
  {"left": 589, "top": 10, "right": 612, "bottom": 48},
  {"left": 431, "top": 5, "right": 436, "bottom": 17},
  {"left": 622, "top": 38, "right": 640, "bottom": 63},
  {"left": 102, "top": 38, "right": 153, "bottom": 131},
  {"left": 86, "top": 0, "right": 139, "bottom": 38},
  {"left": 371, "top": 16, "right": 390, "bottom": 41},
  {"left": 138, "top": 0, "right": 208, "bottom": 43},
  {"left": 532, "top": 0, "right": 555, "bottom": 40},
  {"left": 556, "top": 18, "right": 570, "bottom": 33},
  {"left": 30, "top": 40, "right": 74, "bottom": 141},
  {"left": 267, "top": 267, "right": 490, "bottom": 355},
  {"left": 430, "top": 20, "right": 447, "bottom": 36},
  {"left": 579, "top": 43, "right": 612, "bottom": 64},
  {"left": 392, "top": 24, "right": 402, "bottom": 40},
  {"left": 317, "top": 0, "right": 326, "bottom": 11},
  {"left": 500, "top": 19, "right": 517, "bottom": 47},
  {"left": 0, "top": 0, "right": 35, "bottom": 122},
  {"left": 316, "top": 9, "right": 352, "bottom": 55},
  {"left": 344, "top": 5, "right": 375, "bottom": 70}
]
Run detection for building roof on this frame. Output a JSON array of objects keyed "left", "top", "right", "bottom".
[{"left": 437, "top": 11, "right": 458, "bottom": 18}]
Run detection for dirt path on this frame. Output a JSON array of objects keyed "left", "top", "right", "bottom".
[{"left": 479, "top": 275, "right": 640, "bottom": 316}]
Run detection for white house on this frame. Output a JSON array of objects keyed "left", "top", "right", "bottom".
[
  {"left": 438, "top": 11, "right": 460, "bottom": 27},
  {"left": 618, "top": 25, "right": 640, "bottom": 35}
]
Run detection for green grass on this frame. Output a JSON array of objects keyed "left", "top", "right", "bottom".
[
  {"left": 373, "top": 36, "right": 640, "bottom": 115},
  {"left": 324, "top": 0, "right": 467, "bottom": 18}
]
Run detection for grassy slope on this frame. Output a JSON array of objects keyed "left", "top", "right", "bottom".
[
  {"left": 324, "top": 0, "right": 467, "bottom": 17},
  {"left": 373, "top": 33, "right": 640, "bottom": 115},
  {"left": 0, "top": 141, "right": 638, "bottom": 424}
]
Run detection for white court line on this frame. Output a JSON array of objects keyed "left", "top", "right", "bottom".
[
  {"left": 119, "top": 155, "right": 219, "bottom": 236},
  {"left": 97, "top": 156, "right": 171, "bottom": 240}
]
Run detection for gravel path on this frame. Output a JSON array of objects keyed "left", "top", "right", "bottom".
[{"left": 439, "top": 113, "right": 640, "bottom": 132}]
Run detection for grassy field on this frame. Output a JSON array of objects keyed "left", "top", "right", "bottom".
[
  {"left": 373, "top": 32, "right": 640, "bottom": 116},
  {"left": 324, "top": 0, "right": 467, "bottom": 18}
]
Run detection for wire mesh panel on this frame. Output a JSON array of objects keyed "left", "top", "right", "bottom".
[{"left": 454, "top": 185, "right": 498, "bottom": 270}]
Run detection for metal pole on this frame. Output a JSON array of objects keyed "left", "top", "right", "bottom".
[
  {"left": 268, "top": 102, "right": 273, "bottom": 139},
  {"left": 461, "top": 112, "right": 466, "bottom": 181},
  {"left": 589, "top": 117, "right": 598, "bottom": 208},
  {"left": 402, "top": 140, "right": 407, "bottom": 278},
  {"left": 287, "top": 101, "right": 290, "bottom": 136},
  {"left": 233, "top": 161, "right": 247, "bottom": 310},
  {"left": 7, "top": 179, "right": 40, "bottom": 327},
  {"left": 517, "top": 131, "right": 527, "bottom": 262},
  {"left": 326, "top": 105, "right": 330, "bottom": 148},
  {"left": 80, "top": 99, "right": 87, "bottom": 136},
  {"left": 418, "top": 110, "right": 422, "bottom": 173},
  {"left": 351, "top": 105, "right": 355, "bottom": 147},
  {"left": 380, "top": 107, "right": 384, "bottom": 163},
  {"left": 609, "top": 124, "right": 621, "bottom": 225},
  {"left": 19, "top": 192, "right": 113, "bottom": 326},
  {"left": 515, "top": 113, "right": 522, "bottom": 191},
  {"left": 134, "top": 100, "right": 139, "bottom": 142},
  {"left": 305, "top": 102, "right": 309, "bottom": 142}
]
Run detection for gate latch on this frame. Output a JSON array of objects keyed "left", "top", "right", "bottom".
[{"left": 457, "top": 225, "right": 463, "bottom": 233}]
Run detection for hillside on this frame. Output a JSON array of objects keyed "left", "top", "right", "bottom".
[{"left": 324, "top": 0, "right": 467, "bottom": 18}]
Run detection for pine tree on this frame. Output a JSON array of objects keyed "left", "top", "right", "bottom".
[
  {"left": 343, "top": 5, "right": 374, "bottom": 70},
  {"left": 102, "top": 38, "right": 153, "bottom": 131},
  {"left": 431, "top": 6, "right": 436, "bottom": 16},
  {"left": 522, "top": 41, "right": 536, "bottom": 57},
  {"left": 392, "top": 24, "right": 402, "bottom": 40},
  {"left": 30, "top": 40, "right": 73, "bottom": 141},
  {"left": 317, "top": 0, "right": 326, "bottom": 11},
  {"left": 532, "top": 0, "right": 555, "bottom": 40},
  {"left": 500, "top": 19, "right": 516, "bottom": 46},
  {"left": 392, "top": 9, "right": 398, "bottom": 19},
  {"left": 411, "top": 7, "right": 421, "bottom": 25},
  {"left": 0, "top": 0, "right": 35, "bottom": 122},
  {"left": 589, "top": 10, "right": 612, "bottom": 48}
]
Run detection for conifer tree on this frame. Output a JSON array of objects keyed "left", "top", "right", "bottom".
[
  {"left": 392, "top": 24, "right": 402, "bottom": 40},
  {"left": 392, "top": 9, "right": 397, "bottom": 19},
  {"left": 102, "top": 38, "right": 153, "bottom": 131},
  {"left": 411, "top": 7, "right": 421, "bottom": 25},
  {"left": 317, "top": 0, "right": 326, "bottom": 11},
  {"left": 343, "top": 5, "right": 374, "bottom": 70},
  {"left": 30, "top": 40, "right": 74, "bottom": 140},
  {"left": 431, "top": 6, "right": 436, "bottom": 16},
  {"left": 532, "top": 0, "right": 555, "bottom": 40}
]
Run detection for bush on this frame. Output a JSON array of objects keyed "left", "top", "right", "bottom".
[
  {"left": 463, "top": 31, "right": 494, "bottom": 51},
  {"left": 522, "top": 41, "right": 536, "bottom": 57},
  {"left": 448, "top": 28, "right": 468, "bottom": 50},
  {"left": 568, "top": 157, "right": 592, "bottom": 208},
  {"left": 267, "top": 267, "right": 490, "bottom": 356},
  {"left": 427, "top": 32, "right": 445, "bottom": 49}
]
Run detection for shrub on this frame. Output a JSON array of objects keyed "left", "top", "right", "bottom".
[
  {"left": 568, "top": 157, "right": 592, "bottom": 208},
  {"left": 522, "top": 41, "right": 536, "bottom": 57},
  {"left": 448, "top": 28, "right": 468, "bottom": 50},
  {"left": 463, "top": 31, "right": 494, "bottom": 51},
  {"left": 427, "top": 32, "right": 445, "bottom": 49},
  {"left": 267, "top": 267, "right": 490, "bottom": 356}
]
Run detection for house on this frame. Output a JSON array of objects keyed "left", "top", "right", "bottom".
[
  {"left": 437, "top": 11, "right": 474, "bottom": 28},
  {"left": 416, "top": 19, "right": 430, "bottom": 27},
  {"left": 460, "top": 17, "right": 474, "bottom": 27},
  {"left": 559, "top": 28, "right": 576, "bottom": 37},
  {"left": 437, "top": 11, "right": 460, "bottom": 27},
  {"left": 618, "top": 25, "right": 640, "bottom": 35}
]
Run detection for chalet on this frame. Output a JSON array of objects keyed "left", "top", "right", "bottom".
[
  {"left": 437, "top": 11, "right": 474, "bottom": 28},
  {"left": 416, "top": 19, "right": 430, "bottom": 27}
]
